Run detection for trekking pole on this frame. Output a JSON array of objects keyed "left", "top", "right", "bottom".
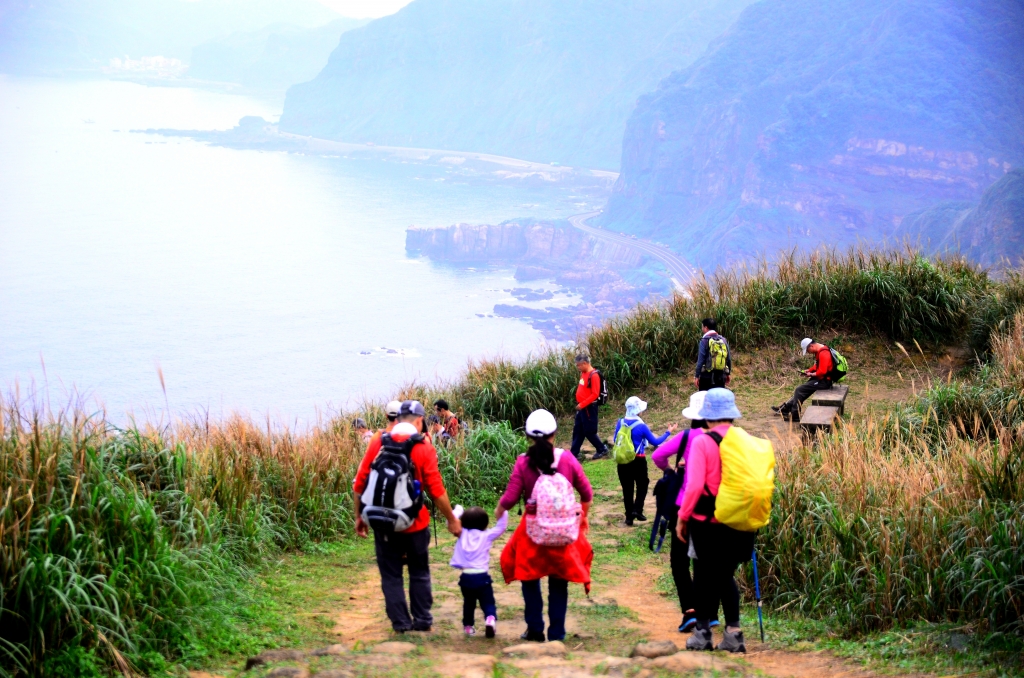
[
  {"left": 752, "top": 547, "right": 765, "bottom": 643},
  {"left": 655, "top": 516, "right": 668, "bottom": 553},
  {"left": 432, "top": 501, "right": 438, "bottom": 547}
]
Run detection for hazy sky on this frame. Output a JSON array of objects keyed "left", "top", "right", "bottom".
[{"left": 316, "top": 0, "right": 413, "bottom": 18}]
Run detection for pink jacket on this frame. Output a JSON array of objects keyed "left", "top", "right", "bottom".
[
  {"left": 499, "top": 450, "right": 593, "bottom": 510},
  {"left": 677, "top": 424, "right": 730, "bottom": 522}
]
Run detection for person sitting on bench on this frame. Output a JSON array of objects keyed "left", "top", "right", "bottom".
[{"left": 772, "top": 338, "right": 836, "bottom": 421}]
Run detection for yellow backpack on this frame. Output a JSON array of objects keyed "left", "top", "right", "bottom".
[{"left": 706, "top": 427, "right": 775, "bottom": 531}]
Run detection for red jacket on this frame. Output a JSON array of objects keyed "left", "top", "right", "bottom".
[
  {"left": 809, "top": 347, "right": 835, "bottom": 379},
  {"left": 353, "top": 433, "right": 446, "bottom": 533},
  {"left": 575, "top": 369, "right": 601, "bottom": 408}
]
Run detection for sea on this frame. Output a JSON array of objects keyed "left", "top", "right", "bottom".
[{"left": 0, "top": 76, "right": 600, "bottom": 424}]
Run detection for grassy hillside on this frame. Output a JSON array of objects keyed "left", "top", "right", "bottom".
[{"left": 2, "top": 247, "right": 1023, "bottom": 675}]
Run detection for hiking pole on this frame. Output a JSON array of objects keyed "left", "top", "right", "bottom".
[
  {"left": 648, "top": 512, "right": 660, "bottom": 551},
  {"left": 752, "top": 547, "right": 765, "bottom": 643},
  {"left": 655, "top": 516, "right": 668, "bottom": 553}
]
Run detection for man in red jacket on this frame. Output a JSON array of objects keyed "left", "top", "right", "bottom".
[
  {"left": 353, "top": 400, "right": 462, "bottom": 633},
  {"left": 772, "top": 338, "right": 835, "bottom": 421},
  {"left": 570, "top": 354, "right": 610, "bottom": 460}
]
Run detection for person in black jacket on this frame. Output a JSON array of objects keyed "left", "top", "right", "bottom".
[{"left": 693, "top": 319, "right": 731, "bottom": 391}]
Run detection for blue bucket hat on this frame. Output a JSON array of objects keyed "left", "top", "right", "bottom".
[{"left": 697, "top": 388, "right": 742, "bottom": 421}]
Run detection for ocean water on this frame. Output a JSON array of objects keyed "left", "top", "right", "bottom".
[{"left": 0, "top": 76, "right": 591, "bottom": 424}]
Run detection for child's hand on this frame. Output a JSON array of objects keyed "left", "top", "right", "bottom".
[{"left": 447, "top": 516, "right": 462, "bottom": 537}]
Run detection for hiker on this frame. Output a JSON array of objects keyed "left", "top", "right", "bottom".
[
  {"left": 352, "top": 400, "right": 462, "bottom": 633},
  {"left": 365, "top": 400, "right": 403, "bottom": 449},
  {"left": 353, "top": 417, "right": 373, "bottom": 444},
  {"left": 772, "top": 338, "right": 844, "bottom": 420},
  {"left": 434, "top": 399, "right": 462, "bottom": 440},
  {"left": 570, "top": 354, "right": 610, "bottom": 460},
  {"left": 612, "top": 396, "right": 678, "bottom": 526},
  {"left": 693, "top": 318, "right": 731, "bottom": 391},
  {"left": 650, "top": 391, "right": 714, "bottom": 633},
  {"left": 676, "top": 389, "right": 775, "bottom": 653},
  {"left": 450, "top": 505, "right": 508, "bottom": 637},
  {"left": 498, "top": 409, "right": 594, "bottom": 642}
]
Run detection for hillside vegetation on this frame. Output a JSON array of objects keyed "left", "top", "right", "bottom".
[
  {"left": 2, "top": 247, "right": 1023, "bottom": 675},
  {"left": 606, "top": 0, "right": 1024, "bottom": 263}
]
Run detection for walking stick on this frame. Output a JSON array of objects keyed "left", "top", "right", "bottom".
[
  {"left": 752, "top": 547, "right": 765, "bottom": 643},
  {"left": 654, "top": 515, "right": 668, "bottom": 553}
]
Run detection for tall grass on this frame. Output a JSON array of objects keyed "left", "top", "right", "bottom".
[
  {"left": 455, "top": 248, "right": 1004, "bottom": 426},
  {"left": 760, "top": 312, "right": 1024, "bottom": 639}
]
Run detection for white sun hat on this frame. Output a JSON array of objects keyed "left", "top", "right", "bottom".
[
  {"left": 801, "top": 337, "right": 814, "bottom": 355},
  {"left": 624, "top": 396, "right": 648, "bottom": 414},
  {"left": 524, "top": 409, "right": 558, "bottom": 437},
  {"left": 682, "top": 391, "right": 707, "bottom": 420}
]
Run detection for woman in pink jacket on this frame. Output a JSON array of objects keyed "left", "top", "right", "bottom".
[{"left": 675, "top": 388, "right": 755, "bottom": 654}]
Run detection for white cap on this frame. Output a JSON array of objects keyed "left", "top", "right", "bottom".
[
  {"left": 625, "top": 396, "right": 648, "bottom": 413},
  {"left": 385, "top": 400, "right": 402, "bottom": 417},
  {"left": 390, "top": 422, "right": 419, "bottom": 441},
  {"left": 801, "top": 338, "right": 814, "bottom": 355},
  {"left": 524, "top": 409, "right": 558, "bottom": 437},
  {"left": 682, "top": 391, "right": 707, "bottom": 420}
]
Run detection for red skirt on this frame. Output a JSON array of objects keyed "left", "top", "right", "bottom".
[{"left": 500, "top": 514, "right": 593, "bottom": 591}]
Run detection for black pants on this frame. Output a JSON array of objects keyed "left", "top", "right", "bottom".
[
  {"left": 522, "top": 577, "right": 569, "bottom": 641},
  {"left": 459, "top": 572, "right": 497, "bottom": 626},
  {"left": 616, "top": 456, "right": 649, "bottom": 518},
  {"left": 373, "top": 527, "right": 433, "bottom": 631},
  {"left": 781, "top": 379, "right": 832, "bottom": 413},
  {"left": 689, "top": 519, "right": 755, "bottom": 627},
  {"left": 667, "top": 515, "right": 694, "bottom": 614},
  {"left": 698, "top": 371, "right": 728, "bottom": 391},
  {"left": 570, "top": 404, "right": 607, "bottom": 457}
]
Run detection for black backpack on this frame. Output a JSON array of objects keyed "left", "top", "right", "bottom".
[
  {"left": 593, "top": 369, "right": 609, "bottom": 406},
  {"left": 653, "top": 430, "right": 691, "bottom": 518},
  {"left": 360, "top": 432, "right": 425, "bottom": 533}
]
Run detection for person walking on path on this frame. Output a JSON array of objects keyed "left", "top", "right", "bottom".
[
  {"left": 353, "top": 400, "right": 462, "bottom": 633},
  {"left": 434, "top": 399, "right": 462, "bottom": 440},
  {"left": 772, "top": 338, "right": 836, "bottom": 421},
  {"left": 694, "top": 319, "right": 731, "bottom": 391},
  {"left": 612, "top": 396, "right": 677, "bottom": 525},
  {"left": 450, "top": 505, "right": 508, "bottom": 638},
  {"left": 651, "top": 391, "right": 712, "bottom": 633},
  {"left": 570, "top": 354, "right": 609, "bottom": 460},
  {"left": 676, "top": 389, "right": 755, "bottom": 653},
  {"left": 498, "top": 409, "right": 594, "bottom": 642}
]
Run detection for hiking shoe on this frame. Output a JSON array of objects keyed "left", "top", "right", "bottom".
[
  {"left": 685, "top": 626, "right": 713, "bottom": 651},
  {"left": 634, "top": 513, "right": 648, "bottom": 522},
  {"left": 592, "top": 450, "right": 609, "bottom": 460},
  {"left": 679, "top": 611, "right": 697, "bottom": 633},
  {"left": 520, "top": 629, "right": 545, "bottom": 642},
  {"left": 771, "top": 405, "right": 782, "bottom": 413},
  {"left": 485, "top": 616, "right": 496, "bottom": 638},
  {"left": 624, "top": 515, "right": 634, "bottom": 526},
  {"left": 464, "top": 625, "right": 476, "bottom": 636},
  {"left": 716, "top": 629, "right": 746, "bottom": 653}
]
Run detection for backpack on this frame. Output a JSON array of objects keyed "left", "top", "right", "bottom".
[
  {"left": 652, "top": 430, "right": 691, "bottom": 516},
  {"left": 360, "top": 433, "right": 425, "bottom": 533},
  {"left": 611, "top": 419, "right": 638, "bottom": 464},
  {"left": 593, "top": 370, "right": 609, "bottom": 405},
  {"left": 525, "top": 461, "right": 581, "bottom": 547},
  {"left": 828, "top": 347, "right": 849, "bottom": 383},
  {"left": 704, "top": 335, "right": 730, "bottom": 373},
  {"left": 700, "top": 427, "right": 775, "bottom": 532}
]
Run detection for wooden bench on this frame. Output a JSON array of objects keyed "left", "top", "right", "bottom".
[
  {"left": 799, "top": 405, "right": 841, "bottom": 436},
  {"left": 811, "top": 384, "right": 850, "bottom": 415}
]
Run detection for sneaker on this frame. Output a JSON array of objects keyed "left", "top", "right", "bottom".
[
  {"left": 485, "top": 616, "right": 496, "bottom": 638},
  {"left": 709, "top": 619, "right": 720, "bottom": 629},
  {"left": 685, "top": 626, "right": 713, "bottom": 651},
  {"left": 591, "top": 450, "right": 609, "bottom": 460},
  {"left": 771, "top": 405, "right": 782, "bottom": 413},
  {"left": 520, "top": 629, "right": 545, "bottom": 642},
  {"left": 634, "top": 513, "right": 648, "bottom": 522},
  {"left": 716, "top": 629, "right": 746, "bottom": 653},
  {"left": 624, "top": 516, "right": 634, "bottom": 526},
  {"left": 464, "top": 626, "right": 476, "bottom": 636},
  {"left": 678, "top": 610, "right": 697, "bottom": 633}
]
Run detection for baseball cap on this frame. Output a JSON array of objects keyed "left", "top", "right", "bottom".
[
  {"left": 390, "top": 422, "right": 419, "bottom": 441},
  {"left": 524, "top": 409, "right": 558, "bottom": 437},
  {"left": 801, "top": 338, "right": 814, "bottom": 355},
  {"left": 385, "top": 400, "right": 402, "bottom": 418},
  {"left": 399, "top": 400, "right": 426, "bottom": 417}
]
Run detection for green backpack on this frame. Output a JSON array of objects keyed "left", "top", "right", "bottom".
[
  {"left": 612, "top": 420, "right": 637, "bottom": 464},
  {"left": 828, "top": 348, "right": 849, "bottom": 383},
  {"left": 706, "top": 335, "right": 729, "bottom": 372}
]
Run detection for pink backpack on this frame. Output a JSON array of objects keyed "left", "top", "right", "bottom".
[{"left": 525, "top": 454, "right": 582, "bottom": 547}]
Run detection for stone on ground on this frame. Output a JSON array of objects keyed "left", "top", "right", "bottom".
[
  {"left": 630, "top": 640, "right": 678, "bottom": 658},
  {"left": 502, "top": 640, "right": 567, "bottom": 657},
  {"left": 371, "top": 641, "right": 418, "bottom": 655},
  {"left": 244, "top": 649, "right": 306, "bottom": 669},
  {"left": 309, "top": 643, "right": 349, "bottom": 656},
  {"left": 651, "top": 651, "right": 737, "bottom": 672},
  {"left": 314, "top": 671, "right": 353, "bottom": 678},
  {"left": 435, "top": 652, "right": 497, "bottom": 678},
  {"left": 265, "top": 668, "right": 310, "bottom": 678}
]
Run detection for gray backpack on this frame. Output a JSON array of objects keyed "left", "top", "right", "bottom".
[{"left": 360, "top": 433, "right": 424, "bottom": 533}]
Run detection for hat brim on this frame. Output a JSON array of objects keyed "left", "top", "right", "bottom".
[
  {"left": 697, "top": 406, "right": 743, "bottom": 420},
  {"left": 681, "top": 406, "right": 703, "bottom": 420}
]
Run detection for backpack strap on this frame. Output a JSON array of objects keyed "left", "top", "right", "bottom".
[
  {"left": 674, "top": 430, "right": 691, "bottom": 468},
  {"left": 692, "top": 430, "right": 721, "bottom": 519}
]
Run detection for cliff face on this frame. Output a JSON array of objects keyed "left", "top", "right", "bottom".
[
  {"left": 279, "top": 0, "right": 754, "bottom": 169},
  {"left": 605, "top": 0, "right": 1024, "bottom": 264},
  {"left": 406, "top": 221, "right": 590, "bottom": 263}
]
